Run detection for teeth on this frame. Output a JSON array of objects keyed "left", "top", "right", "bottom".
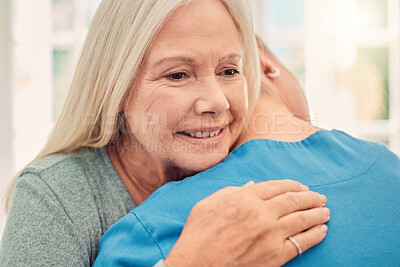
[{"left": 184, "top": 129, "right": 222, "bottom": 138}]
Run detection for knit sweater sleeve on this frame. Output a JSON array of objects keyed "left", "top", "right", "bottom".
[{"left": 0, "top": 172, "right": 89, "bottom": 267}]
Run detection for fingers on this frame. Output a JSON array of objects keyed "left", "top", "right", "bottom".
[
  {"left": 267, "top": 191, "right": 327, "bottom": 217},
  {"left": 241, "top": 180, "right": 309, "bottom": 201},
  {"left": 279, "top": 207, "right": 331, "bottom": 237},
  {"left": 283, "top": 224, "right": 328, "bottom": 261}
]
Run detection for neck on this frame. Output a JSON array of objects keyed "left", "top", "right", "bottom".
[
  {"left": 237, "top": 93, "right": 321, "bottom": 148},
  {"left": 107, "top": 140, "right": 192, "bottom": 205}
]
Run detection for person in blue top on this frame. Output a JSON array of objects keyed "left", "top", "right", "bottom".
[{"left": 94, "top": 26, "right": 400, "bottom": 267}]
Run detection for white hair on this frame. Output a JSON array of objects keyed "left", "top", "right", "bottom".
[{"left": 6, "top": 0, "right": 260, "bottom": 211}]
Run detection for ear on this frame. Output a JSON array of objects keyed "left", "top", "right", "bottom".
[{"left": 257, "top": 46, "right": 276, "bottom": 76}]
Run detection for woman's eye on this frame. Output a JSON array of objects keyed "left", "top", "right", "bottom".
[
  {"left": 166, "top": 72, "right": 187, "bottom": 80},
  {"left": 222, "top": 69, "right": 239, "bottom": 76}
]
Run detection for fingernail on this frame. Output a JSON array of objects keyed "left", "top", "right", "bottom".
[
  {"left": 243, "top": 181, "right": 255, "bottom": 188},
  {"left": 319, "top": 194, "right": 327, "bottom": 204},
  {"left": 323, "top": 207, "right": 330, "bottom": 216},
  {"left": 321, "top": 225, "right": 328, "bottom": 232},
  {"left": 301, "top": 185, "right": 309, "bottom": 191}
]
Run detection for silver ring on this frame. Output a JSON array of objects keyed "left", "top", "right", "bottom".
[
  {"left": 288, "top": 236, "right": 302, "bottom": 256},
  {"left": 266, "top": 66, "right": 280, "bottom": 78}
]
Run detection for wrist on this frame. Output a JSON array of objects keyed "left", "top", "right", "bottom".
[
  {"left": 165, "top": 249, "right": 198, "bottom": 267},
  {"left": 164, "top": 256, "right": 183, "bottom": 267}
]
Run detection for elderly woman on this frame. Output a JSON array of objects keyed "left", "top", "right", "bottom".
[{"left": 0, "top": 0, "right": 329, "bottom": 266}]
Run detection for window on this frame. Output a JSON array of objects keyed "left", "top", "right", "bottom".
[
  {"left": 255, "top": 0, "right": 400, "bottom": 154},
  {"left": 52, "top": 0, "right": 102, "bottom": 119}
]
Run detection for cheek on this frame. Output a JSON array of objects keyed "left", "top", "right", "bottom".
[
  {"left": 127, "top": 84, "right": 195, "bottom": 136},
  {"left": 149, "top": 93, "right": 195, "bottom": 134},
  {"left": 227, "top": 78, "right": 248, "bottom": 119},
  {"left": 224, "top": 78, "right": 248, "bottom": 142}
]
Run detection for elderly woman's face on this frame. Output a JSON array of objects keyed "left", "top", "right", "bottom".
[{"left": 125, "top": 0, "right": 247, "bottom": 172}]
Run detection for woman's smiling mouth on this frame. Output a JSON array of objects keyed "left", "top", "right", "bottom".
[
  {"left": 177, "top": 127, "right": 225, "bottom": 140},
  {"left": 178, "top": 129, "right": 222, "bottom": 138}
]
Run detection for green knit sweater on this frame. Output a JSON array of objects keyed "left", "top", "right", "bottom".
[{"left": 0, "top": 148, "right": 137, "bottom": 266}]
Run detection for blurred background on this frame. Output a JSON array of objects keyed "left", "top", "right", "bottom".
[{"left": 0, "top": 0, "right": 399, "bottom": 235}]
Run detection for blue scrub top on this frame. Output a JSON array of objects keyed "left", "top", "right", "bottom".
[{"left": 94, "top": 130, "right": 400, "bottom": 266}]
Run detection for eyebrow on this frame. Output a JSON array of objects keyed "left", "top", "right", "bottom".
[
  {"left": 153, "top": 53, "right": 242, "bottom": 68},
  {"left": 218, "top": 54, "right": 242, "bottom": 64}
]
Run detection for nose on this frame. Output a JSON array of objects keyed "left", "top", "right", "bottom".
[{"left": 194, "top": 79, "right": 230, "bottom": 116}]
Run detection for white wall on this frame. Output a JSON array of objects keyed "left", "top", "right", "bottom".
[
  {"left": 0, "top": 0, "right": 14, "bottom": 235},
  {"left": 13, "top": 0, "right": 52, "bottom": 173}
]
